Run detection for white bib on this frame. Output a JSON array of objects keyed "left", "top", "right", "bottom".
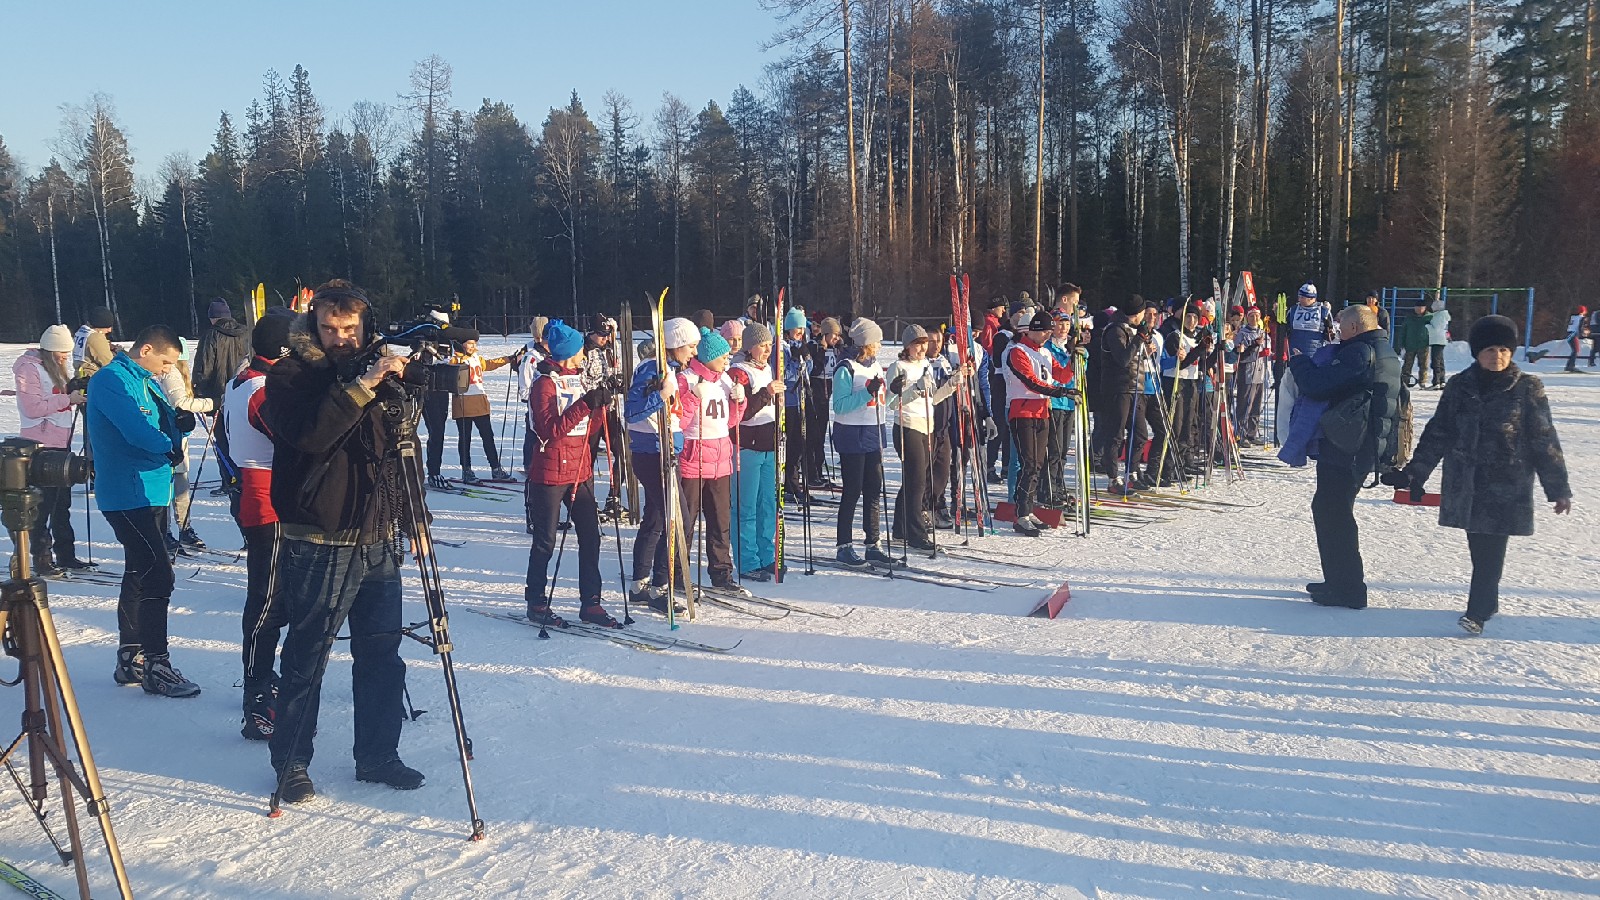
[
  {"left": 682, "top": 369, "right": 733, "bottom": 441},
  {"left": 735, "top": 360, "right": 775, "bottom": 426}
]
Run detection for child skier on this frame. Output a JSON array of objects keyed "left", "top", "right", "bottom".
[
  {"left": 1398, "top": 315, "right": 1572, "bottom": 634},
  {"left": 523, "top": 319, "right": 620, "bottom": 628},
  {"left": 887, "top": 325, "right": 963, "bottom": 552},
  {"left": 623, "top": 317, "right": 696, "bottom": 614},
  {"left": 451, "top": 331, "right": 513, "bottom": 484},
  {"left": 832, "top": 318, "right": 899, "bottom": 567},
  {"left": 677, "top": 326, "right": 748, "bottom": 593},
  {"left": 728, "top": 323, "right": 786, "bottom": 580}
]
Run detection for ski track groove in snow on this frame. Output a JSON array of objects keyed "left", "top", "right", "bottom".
[{"left": 0, "top": 339, "right": 1596, "bottom": 898}]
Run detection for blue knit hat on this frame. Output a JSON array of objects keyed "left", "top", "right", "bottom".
[
  {"left": 697, "top": 326, "right": 731, "bottom": 363},
  {"left": 782, "top": 307, "right": 807, "bottom": 332},
  {"left": 545, "top": 319, "right": 585, "bottom": 361}
]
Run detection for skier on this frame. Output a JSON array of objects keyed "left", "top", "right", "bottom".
[
  {"left": 1397, "top": 315, "right": 1571, "bottom": 633},
  {"left": 728, "top": 322, "right": 786, "bottom": 580},
  {"left": 1233, "top": 307, "right": 1270, "bottom": 445},
  {"left": 985, "top": 305, "right": 1016, "bottom": 483},
  {"left": 450, "top": 330, "right": 513, "bottom": 484},
  {"left": 192, "top": 298, "right": 252, "bottom": 404},
  {"left": 623, "top": 316, "right": 697, "bottom": 614},
  {"left": 73, "top": 306, "right": 116, "bottom": 376},
  {"left": 1004, "top": 311, "right": 1078, "bottom": 535},
  {"left": 11, "top": 325, "right": 88, "bottom": 577},
  {"left": 779, "top": 307, "right": 809, "bottom": 499},
  {"left": 1134, "top": 312, "right": 1172, "bottom": 487},
  {"left": 1041, "top": 312, "right": 1079, "bottom": 506},
  {"left": 1279, "top": 283, "right": 1334, "bottom": 418},
  {"left": 887, "top": 325, "right": 963, "bottom": 552},
  {"left": 832, "top": 318, "right": 898, "bottom": 567},
  {"left": 156, "top": 339, "right": 215, "bottom": 554},
  {"left": 220, "top": 315, "right": 294, "bottom": 740},
  {"left": 676, "top": 326, "right": 748, "bottom": 593},
  {"left": 925, "top": 328, "right": 959, "bottom": 528},
  {"left": 581, "top": 317, "right": 625, "bottom": 514},
  {"left": 512, "top": 316, "right": 550, "bottom": 478},
  {"left": 523, "top": 319, "right": 621, "bottom": 628},
  {"left": 88, "top": 325, "right": 199, "bottom": 698},
  {"left": 1092, "top": 300, "right": 1155, "bottom": 494},
  {"left": 804, "top": 317, "right": 844, "bottom": 488}
]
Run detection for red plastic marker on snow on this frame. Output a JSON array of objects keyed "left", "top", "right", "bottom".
[
  {"left": 1392, "top": 489, "right": 1442, "bottom": 507},
  {"left": 1030, "top": 581, "right": 1072, "bottom": 619}
]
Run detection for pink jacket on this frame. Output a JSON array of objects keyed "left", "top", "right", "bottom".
[
  {"left": 676, "top": 358, "right": 747, "bottom": 480},
  {"left": 13, "top": 350, "right": 76, "bottom": 448}
]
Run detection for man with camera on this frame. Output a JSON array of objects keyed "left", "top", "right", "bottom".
[
  {"left": 87, "top": 325, "right": 201, "bottom": 699},
  {"left": 261, "top": 279, "right": 423, "bottom": 804}
]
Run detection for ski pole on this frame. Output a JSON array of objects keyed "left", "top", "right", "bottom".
[
  {"left": 540, "top": 481, "right": 581, "bottom": 640},
  {"left": 180, "top": 412, "right": 216, "bottom": 533},
  {"left": 598, "top": 410, "right": 633, "bottom": 626}
]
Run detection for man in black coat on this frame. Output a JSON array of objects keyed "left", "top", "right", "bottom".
[
  {"left": 193, "top": 298, "right": 253, "bottom": 403},
  {"left": 1092, "top": 298, "right": 1154, "bottom": 492},
  {"left": 1287, "top": 304, "right": 1402, "bottom": 609},
  {"left": 261, "top": 279, "right": 423, "bottom": 805}
]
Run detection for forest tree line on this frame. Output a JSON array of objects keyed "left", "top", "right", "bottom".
[{"left": 0, "top": 0, "right": 1596, "bottom": 343}]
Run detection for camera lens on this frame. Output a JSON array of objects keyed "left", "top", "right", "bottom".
[{"left": 28, "top": 449, "right": 89, "bottom": 488}]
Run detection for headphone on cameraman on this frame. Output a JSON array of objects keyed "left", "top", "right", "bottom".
[{"left": 307, "top": 280, "right": 377, "bottom": 346}]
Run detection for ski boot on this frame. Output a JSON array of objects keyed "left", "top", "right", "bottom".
[
  {"left": 1458, "top": 615, "right": 1484, "bottom": 635},
  {"left": 491, "top": 467, "right": 513, "bottom": 481},
  {"left": 277, "top": 765, "right": 316, "bottom": 804},
  {"left": 114, "top": 645, "right": 144, "bottom": 686},
  {"left": 461, "top": 469, "right": 482, "bottom": 486},
  {"left": 1023, "top": 512, "right": 1054, "bottom": 531},
  {"left": 864, "top": 543, "right": 905, "bottom": 568},
  {"left": 57, "top": 556, "right": 96, "bottom": 572},
  {"left": 710, "top": 579, "right": 755, "bottom": 599},
  {"left": 31, "top": 554, "right": 63, "bottom": 578},
  {"left": 526, "top": 603, "right": 567, "bottom": 628},
  {"left": 427, "top": 474, "right": 452, "bottom": 490},
  {"left": 1012, "top": 517, "right": 1041, "bottom": 537},
  {"left": 179, "top": 527, "right": 207, "bottom": 551},
  {"left": 356, "top": 758, "right": 425, "bottom": 790},
  {"left": 835, "top": 544, "right": 869, "bottom": 569},
  {"left": 142, "top": 654, "right": 201, "bottom": 699},
  {"left": 579, "top": 601, "right": 623, "bottom": 629},
  {"left": 741, "top": 568, "right": 773, "bottom": 583}
]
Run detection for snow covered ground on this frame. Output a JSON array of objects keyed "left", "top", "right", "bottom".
[{"left": 0, "top": 337, "right": 1596, "bottom": 899}]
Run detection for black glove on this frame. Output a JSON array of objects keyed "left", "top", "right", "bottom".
[
  {"left": 889, "top": 373, "right": 907, "bottom": 395},
  {"left": 66, "top": 375, "right": 90, "bottom": 394},
  {"left": 1378, "top": 467, "right": 1409, "bottom": 489},
  {"left": 165, "top": 446, "right": 184, "bottom": 467},
  {"left": 866, "top": 376, "right": 884, "bottom": 396},
  {"left": 174, "top": 410, "right": 197, "bottom": 434},
  {"left": 580, "top": 386, "right": 613, "bottom": 410},
  {"left": 645, "top": 376, "right": 663, "bottom": 393}
]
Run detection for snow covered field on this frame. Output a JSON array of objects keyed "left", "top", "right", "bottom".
[{"left": 0, "top": 337, "right": 1596, "bottom": 899}]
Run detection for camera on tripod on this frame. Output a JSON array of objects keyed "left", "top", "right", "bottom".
[
  {"left": 0, "top": 439, "right": 89, "bottom": 497},
  {"left": 339, "top": 313, "right": 474, "bottom": 395}
]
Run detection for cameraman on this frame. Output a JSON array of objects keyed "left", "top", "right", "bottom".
[
  {"left": 261, "top": 279, "right": 422, "bottom": 804},
  {"left": 87, "top": 325, "right": 200, "bottom": 699}
]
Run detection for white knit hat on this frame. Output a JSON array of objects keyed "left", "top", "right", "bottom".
[
  {"left": 39, "top": 325, "right": 73, "bottom": 353},
  {"left": 664, "top": 317, "right": 700, "bottom": 349}
]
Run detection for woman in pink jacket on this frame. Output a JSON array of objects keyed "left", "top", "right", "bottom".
[
  {"left": 676, "top": 326, "right": 748, "bottom": 594},
  {"left": 12, "top": 325, "right": 90, "bottom": 575}
]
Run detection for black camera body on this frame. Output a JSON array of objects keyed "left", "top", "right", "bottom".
[
  {"left": 339, "top": 315, "right": 473, "bottom": 395},
  {"left": 0, "top": 439, "right": 88, "bottom": 537}
]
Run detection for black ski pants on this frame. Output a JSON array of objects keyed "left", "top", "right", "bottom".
[
  {"left": 1139, "top": 392, "right": 1169, "bottom": 475},
  {"left": 1041, "top": 408, "right": 1073, "bottom": 504},
  {"left": 835, "top": 451, "right": 883, "bottom": 548},
  {"left": 632, "top": 453, "right": 670, "bottom": 587},
  {"left": 784, "top": 405, "right": 806, "bottom": 494},
  {"left": 423, "top": 390, "right": 450, "bottom": 477},
  {"left": 806, "top": 379, "right": 831, "bottom": 481},
  {"left": 680, "top": 475, "right": 734, "bottom": 586},
  {"left": 1094, "top": 393, "right": 1147, "bottom": 479},
  {"left": 456, "top": 414, "right": 502, "bottom": 473},
  {"left": 103, "top": 506, "right": 174, "bottom": 656},
  {"left": 892, "top": 425, "right": 933, "bottom": 545},
  {"left": 31, "top": 483, "right": 76, "bottom": 565},
  {"left": 587, "top": 409, "right": 624, "bottom": 499},
  {"left": 1466, "top": 532, "right": 1510, "bottom": 622},
  {"left": 1311, "top": 460, "right": 1366, "bottom": 595},
  {"left": 1009, "top": 417, "right": 1048, "bottom": 519},
  {"left": 986, "top": 374, "right": 1009, "bottom": 474},
  {"left": 929, "top": 427, "right": 952, "bottom": 517},
  {"left": 525, "top": 480, "right": 602, "bottom": 607},
  {"left": 241, "top": 522, "right": 288, "bottom": 699}
]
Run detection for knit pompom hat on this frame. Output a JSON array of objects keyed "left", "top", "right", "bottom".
[{"left": 697, "top": 326, "right": 731, "bottom": 363}]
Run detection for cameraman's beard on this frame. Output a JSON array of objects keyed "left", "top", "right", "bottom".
[{"left": 324, "top": 342, "right": 360, "bottom": 362}]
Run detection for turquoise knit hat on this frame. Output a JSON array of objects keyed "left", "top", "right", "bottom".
[
  {"left": 782, "top": 307, "right": 807, "bottom": 332},
  {"left": 697, "top": 326, "right": 731, "bottom": 363}
]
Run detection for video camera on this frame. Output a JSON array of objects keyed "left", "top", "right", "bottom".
[
  {"left": 0, "top": 439, "right": 89, "bottom": 493},
  {"left": 339, "top": 313, "right": 473, "bottom": 395}
]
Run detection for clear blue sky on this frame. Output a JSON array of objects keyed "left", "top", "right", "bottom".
[{"left": 1, "top": 0, "right": 791, "bottom": 176}]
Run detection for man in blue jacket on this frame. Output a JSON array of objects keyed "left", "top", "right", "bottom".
[
  {"left": 1286, "top": 305, "right": 1401, "bottom": 609},
  {"left": 88, "top": 325, "right": 200, "bottom": 698}
]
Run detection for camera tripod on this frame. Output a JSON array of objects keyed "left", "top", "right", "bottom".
[
  {"left": 1, "top": 489, "right": 133, "bottom": 899},
  {"left": 379, "top": 384, "right": 485, "bottom": 841}
]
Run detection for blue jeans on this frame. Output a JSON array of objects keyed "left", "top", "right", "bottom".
[
  {"left": 736, "top": 448, "right": 777, "bottom": 572},
  {"left": 269, "top": 538, "right": 407, "bottom": 774}
]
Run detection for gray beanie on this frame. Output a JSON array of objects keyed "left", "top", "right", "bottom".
[
  {"left": 820, "top": 317, "right": 842, "bottom": 336},
  {"left": 742, "top": 321, "right": 773, "bottom": 348},
  {"left": 901, "top": 323, "right": 928, "bottom": 346},
  {"left": 849, "top": 317, "right": 883, "bottom": 347}
]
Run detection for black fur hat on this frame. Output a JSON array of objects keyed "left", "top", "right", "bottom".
[{"left": 1469, "top": 315, "right": 1517, "bottom": 355}]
